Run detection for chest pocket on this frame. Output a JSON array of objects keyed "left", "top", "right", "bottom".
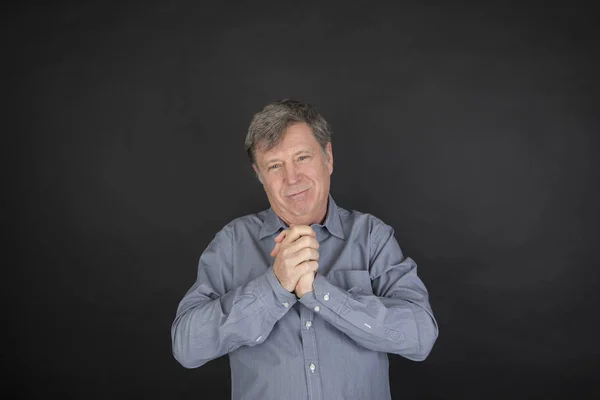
[{"left": 326, "top": 270, "right": 373, "bottom": 295}]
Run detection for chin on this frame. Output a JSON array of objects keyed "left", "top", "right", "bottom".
[{"left": 288, "top": 202, "right": 312, "bottom": 215}]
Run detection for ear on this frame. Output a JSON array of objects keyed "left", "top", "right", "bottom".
[
  {"left": 252, "top": 164, "right": 263, "bottom": 184},
  {"left": 325, "top": 142, "right": 333, "bottom": 175}
]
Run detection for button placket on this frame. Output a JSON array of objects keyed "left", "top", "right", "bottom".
[{"left": 299, "top": 305, "right": 322, "bottom": 399}]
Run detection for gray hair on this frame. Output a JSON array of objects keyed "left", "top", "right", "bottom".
[{"left": 245, "top": 99, "right": 332, "bottom": 165}]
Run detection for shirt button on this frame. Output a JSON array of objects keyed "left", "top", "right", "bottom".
[
  {"left": 313, "top": 306, "right": 320, "bottom": 312},
  {"left": 282, "top": 302, "right": 289, "bottom": 308},
  {"left": 323, "top": 293, "right": 329, "bottom": 301},
  {"left": 309, "top": 363, "right": 316, "bottom": 373},
  {"left": 305, "top": 321, "right": 312, "bottom": 329}
]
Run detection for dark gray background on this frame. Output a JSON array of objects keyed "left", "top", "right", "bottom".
[{"left": 7, "top": 1, "right": 599, "bottom": 399}]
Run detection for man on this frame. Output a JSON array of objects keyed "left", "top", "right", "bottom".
[{"left": 171, "top": 99, "right": 439, "bottom": 400}]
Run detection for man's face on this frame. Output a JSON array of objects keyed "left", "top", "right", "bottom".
[{"left": 253, "top": 122, "right": 333, "bottom": 226}]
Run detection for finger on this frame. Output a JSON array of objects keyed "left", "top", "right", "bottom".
[
  {"left": 270, "top": 242, "right": 281, "bottom": 258},
  {"left": 291, "top": 247, "right": 319, "bottom": 266},
  {"left": 271, "top": 230, "right": 288, "bottom": 257},
  {"left": 282, "top": 225, "right": 315, "bottom": 244},
  {"left": 295, "top": 260, "right": 319, "bottom": 276},
  {"left": 286, "top": 236, "right": 319, "bottom": 255},
  {"left": 274, "top": 230, "right": 287, "bottom": 243}
]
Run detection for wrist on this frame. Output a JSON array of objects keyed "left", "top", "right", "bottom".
[{"left": 296, "top": 283, "right": 314, "bottom": 299}]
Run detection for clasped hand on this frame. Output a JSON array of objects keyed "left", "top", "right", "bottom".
[{"left": 270, "top": 225, "right": 319, "bottom": 298}]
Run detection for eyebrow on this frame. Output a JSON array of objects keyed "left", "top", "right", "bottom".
[{"left": 264, "top": 149, "right": 313, "bottom": 165}]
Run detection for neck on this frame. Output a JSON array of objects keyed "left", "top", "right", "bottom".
[{"left": 281, "top": 199, "right": 329, "bottom": 227}]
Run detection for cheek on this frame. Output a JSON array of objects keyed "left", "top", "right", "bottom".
[
  {"left": 311, "top": 166, "right": 328, "bottom": 181},
  {"left": 264, "top": 178, "right": 282, "bottom": 195}
]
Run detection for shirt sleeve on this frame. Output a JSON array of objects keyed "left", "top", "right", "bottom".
[
  {"left": 298, "top": 221, "right": 439, "bottom": 361},
  {"left": 171, "top": 226, "right": 298, "bottom": 369}
]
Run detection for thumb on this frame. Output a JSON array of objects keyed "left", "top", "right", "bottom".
[
  {"left": 270, "top": 243, "right": 281, "bottom": 258},
  {"left": 274, "top": 230, "right": 287, "bottom": 243}
]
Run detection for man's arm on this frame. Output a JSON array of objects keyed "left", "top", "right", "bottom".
[
  {"left": 298, "top": 222, "right": 439, "bottom": 361},
  {"left": 171, "top": 226, "right": 298, "bottom": 369}
]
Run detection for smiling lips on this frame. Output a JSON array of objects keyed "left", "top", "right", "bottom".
[{"left": 286, "top": 187, "right": 311, "bottom": 198}]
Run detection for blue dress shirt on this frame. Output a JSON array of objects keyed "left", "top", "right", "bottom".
[{"left": 172, "top": 196, "right": 438, "bottom": 400}]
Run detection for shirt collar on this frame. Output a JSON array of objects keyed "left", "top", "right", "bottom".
[{"left": 258, "top": 194, "right": 345, "bottom": 240}]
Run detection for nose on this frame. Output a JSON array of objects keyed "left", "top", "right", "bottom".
[{"left": 284, "top": 164, "right": 300, "bottom": 184}]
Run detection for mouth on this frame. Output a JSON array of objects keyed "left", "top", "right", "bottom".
[{"left": 287, "top": 187, "right": 311, "bottom": 200}]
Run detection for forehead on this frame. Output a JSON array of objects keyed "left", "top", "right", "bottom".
[{"left": 256, "top": 123, "right": 320, "bottom": 159}]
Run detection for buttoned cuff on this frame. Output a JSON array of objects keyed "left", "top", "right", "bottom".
[
  {"left": 298, "top": 274, "right": 349, "bottom": 315},
  {"left": 256, "top": 266, "right": 298, "bottom": 317}
]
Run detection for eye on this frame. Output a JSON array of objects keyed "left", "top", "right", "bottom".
[
  {"left": 268, "top": 164, "right": 281, "bottom": 170},
  {"left": 298, "top": 155, "right": 311, "bottom": 161}
]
